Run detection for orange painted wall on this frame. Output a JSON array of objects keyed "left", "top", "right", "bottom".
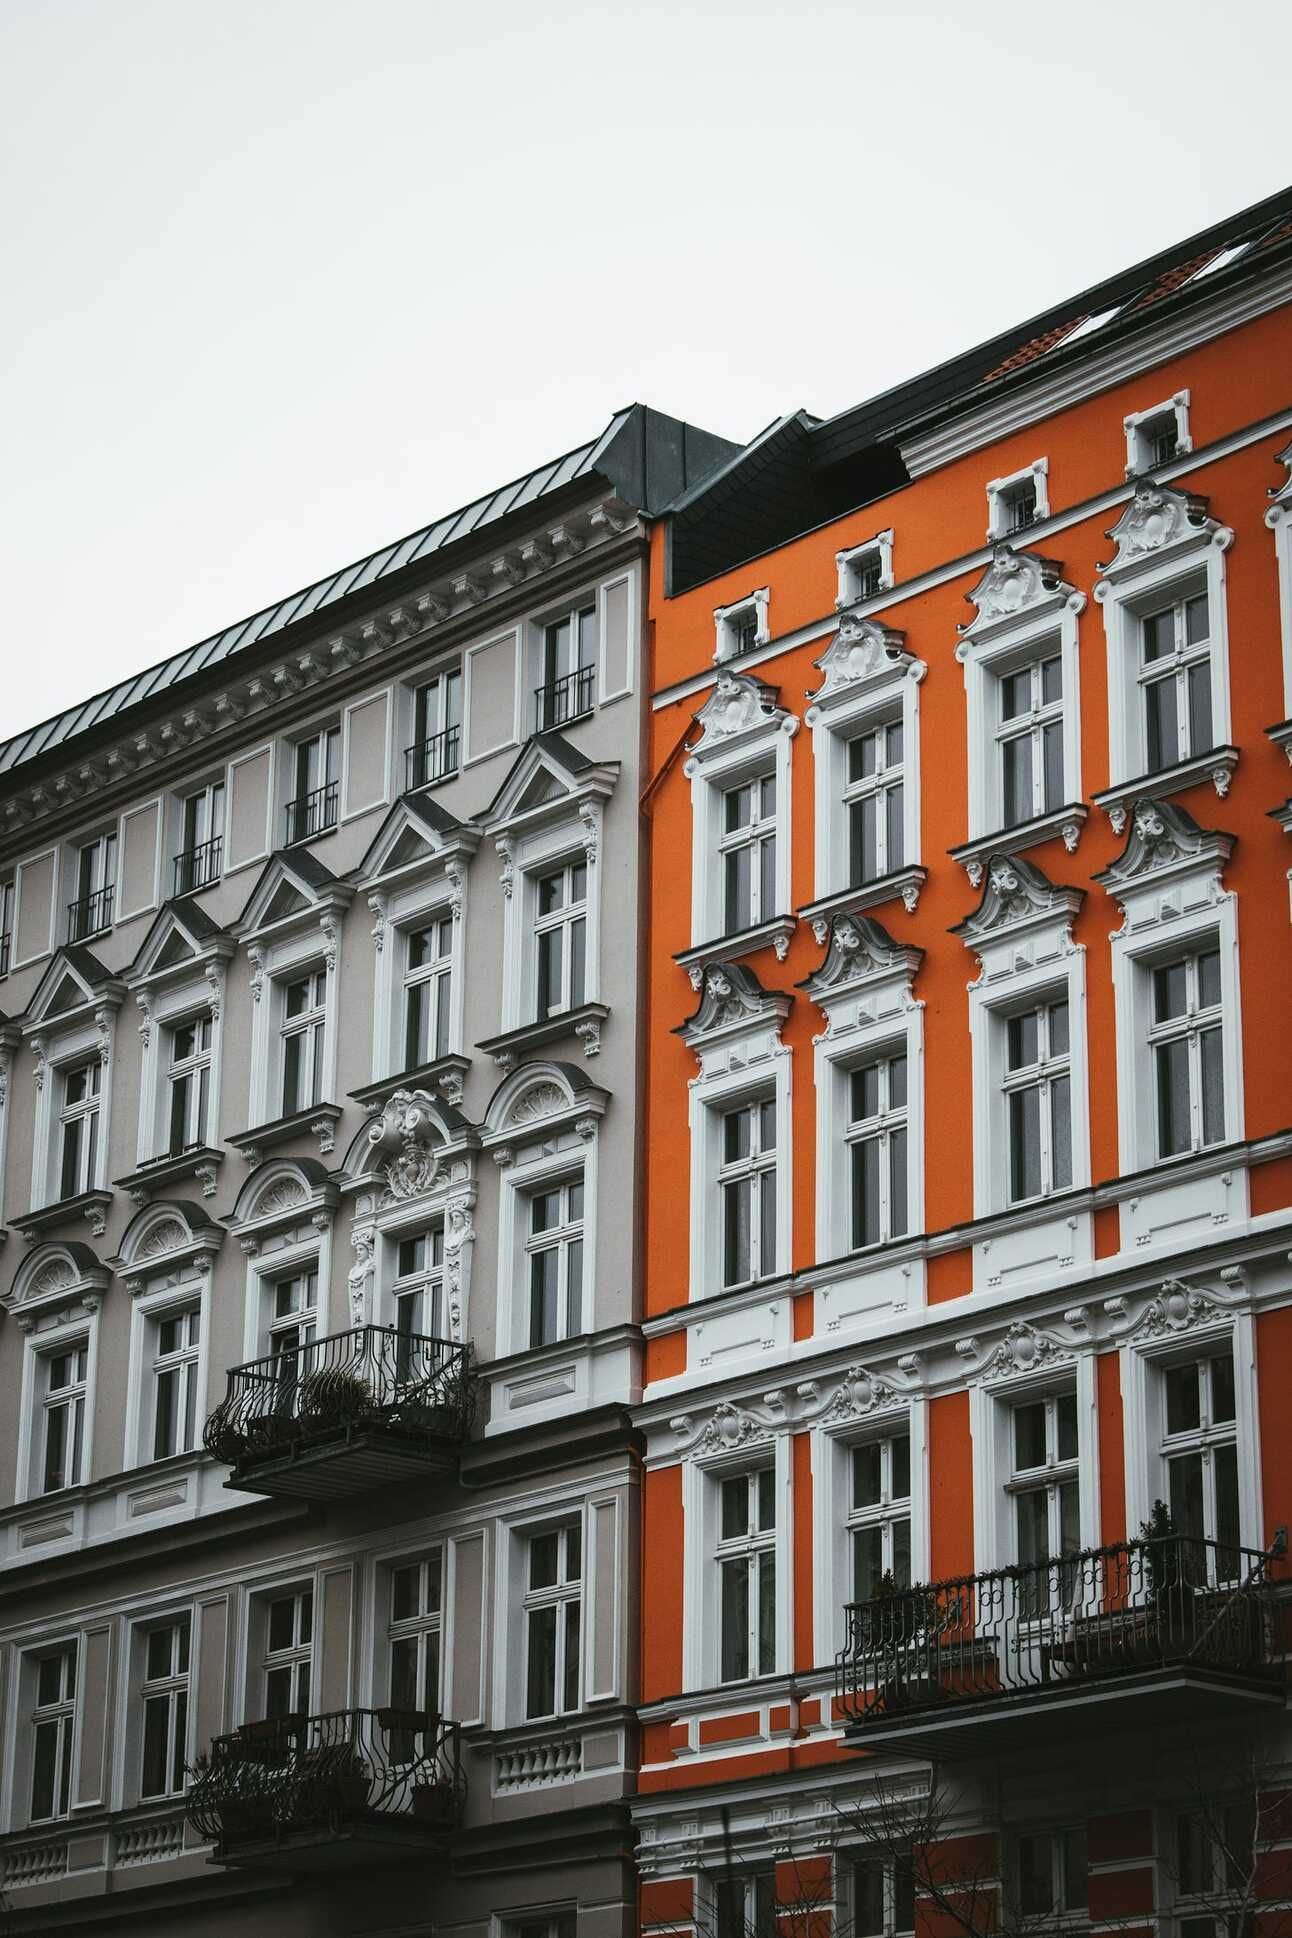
[
  {"left": 928, "top": 1391, "right": 975, "bottom": 1582},
  {"left": 1096, "top": 1350, "right": 1127, "bottom": 1548},
  {"left": 642, "top": 1464, "right": 684, "bottom": 1702}
]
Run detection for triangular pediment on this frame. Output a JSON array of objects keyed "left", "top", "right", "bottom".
[
  {"left": 234, "top": 850, "right": 351, "bottom": 939},
  {"left": 25, "top": 945, "right": 117, "bottom": 1028},
  {"left": 485, "top": 731, "right": 617, "bottom": 832},
  {"left": 127, "top": 899, "right": 234, "bottom": 987},
  {"left": 355, "top": 794, "right": 479, "bottom": 890}
]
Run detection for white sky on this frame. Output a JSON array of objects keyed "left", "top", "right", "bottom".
[{"left": 1, "top": 0, "right": 1287, "bottom": 741}]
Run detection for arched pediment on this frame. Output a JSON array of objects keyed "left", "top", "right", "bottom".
[
  {"left": 113, "top": 1199, "right": 222, "bottom": 1276},
  {"left": 951, "top": 853, "right": 1085, "bottom": 950},
  {"left": 483, "top": 1060, "right": 605, "bottom": 1141},
  {"left": 4, "top": 1241, "right": 110, "bottom": 1324},
  {"left": 347, "top": 1087, "right": 478, "bottom": 1204},
  {"left": 228, "top": 1157, "right": 336, "bottom": 1240}
]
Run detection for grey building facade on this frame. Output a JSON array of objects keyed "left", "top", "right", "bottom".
[{"left": 0, "top": 406, "right": 736, "bottom": 1934}]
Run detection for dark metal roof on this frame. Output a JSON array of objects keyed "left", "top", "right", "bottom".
[{"left": 0, "top": 405, "right": 740, "bottom": 788}]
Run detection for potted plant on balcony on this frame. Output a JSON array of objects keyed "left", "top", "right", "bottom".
[{"left": 295, "top": 1367, "right": 373, "bottom": 1437}]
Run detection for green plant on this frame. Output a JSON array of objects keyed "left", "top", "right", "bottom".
[
  {"left": 1140, "top": 1499, "right": 1184, "bottom": 1602},
  {"left": 295, "top": 1367, "right": 372, "bottom": 1428}
]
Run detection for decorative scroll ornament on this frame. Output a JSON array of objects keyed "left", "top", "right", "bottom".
[
  {"left": 1097, "top": 480, "right": 1229, "bottom": 578},
  {"left": 366, "top": 1090, "right": 448, "bottom": 1202},
  {"left": 822, "top": 1365, "right": 903, "bottom": 1422},
  {"left": 806, "top": 615, "right": 911, "bottom": 712},
  {"left": 699, "top": 1400, "right": 773, "bottom": 1453},
  {"left": 136, "top": 992, "right": 152, "bottom": 1049},
  {"left": 1126, "top": 1280, "right": 1226, "bottom": 1344},
  {"left": 957, "top": 545, "right": 1079, "bottom": 641},
  {"left": 506, "top": 1082, "right": 567, "bottom": 1128},
  {"left": 684, "top": 672, "right": 793, "bottom": 768},
  {"left": 978, "top": 1320, "right": 1072, "bottom": 1380}
]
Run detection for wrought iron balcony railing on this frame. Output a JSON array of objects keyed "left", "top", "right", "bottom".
[
  {"left": 534, "top": 665, "right": 594, "bottom": 732},
  {"left": 173, "top": 836, "right": 223, "bottom": 895},
  {"left": 204, "top": 1324, "right": 472, "bottom": 1498},
  {"left": 405, "top": 725, "right": 460, "bottom": 791},
  {"left": 835, "top": 1533, "right": 1284, "bottom": 1734},
  {"left": 284, "top": 781, "right": 339, "bottom": 846},
  {"left": 186, "top": 1708, "right": 463, "bottom": 1858},
  {"left": 67, "top": 885, "right": 114, "bottom": 943}
]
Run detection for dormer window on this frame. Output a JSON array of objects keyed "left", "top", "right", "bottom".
[
  {"left": 175, "top": 781, "right": 225, "bottom": 895},
  {"left": 986, "top": 461, "right": 1049, "bottom": 542},
  {"left": 286, "top": 727, "right": 340, "bottom": 845},
  {"left": 1124, "top": 394, "right": 1192, "bottom": 477},
  {"left": 68, "top": 833, "right": 116, "bottom": 943},
  {"left": 713, "top": 590, "right": 770, "bottom": 664},
  {"left": 407, "top": 668, "right": 462, "bottom": 790},
  {"left": 537, "top": 605, "right": 597, "bottom": 731}
]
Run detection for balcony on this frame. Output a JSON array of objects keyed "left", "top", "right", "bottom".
[
  {"left": 172, "top": 836, "right": 223, "bottom": 895},
  {"left": 187, "top": 1708, "right": 463, "bottom": 1871},
  {"left": 835, "top": 1533, "right": 1286, "bottom": 1759},
  {"left": 204, "top": 1324, "right": 473, "bottom": 1500},
  {"left": 67, "top": 885, "right": 114, "bottom": 943},
  {"left": 284, "top": 782, "right": 339, "bottom": 847},
  {"left": 534, "top": 665, "right": 594, "bottom": 732},
  {"left": 405, "top": 724, "right": 460, "bottom": 791}
]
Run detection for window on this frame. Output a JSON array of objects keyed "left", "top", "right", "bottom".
[
  {"left": 268, "top": 1270, "right": 318, "bottom": 1362},
  {"left": 175, "top": 781, "right": 225, "bottom": 894},
  {"left": 717, "top": 1469, "right": 776, "bottom": 1681},
  {"left": 68, "top": 833, "right": 116, "bottom": 942},
  {"left": 0, "top": 878, "right": 13, "bottom": 976},
  {"left": 847, "top": 1052, "right": 908, "bottom": 1249},
  {"left": 1125, "top": 394, "right": 1191, "bottom": 476},
  {"left": 853, "top": 1854, "right": 916, "bottom": 1938},
  {"left": 388, "top": 1552, "right": 442, "bottom": 1718},
  {"left": 408, "top": 668, "right": 462, "bottom": 788},
  {"left": 392, "top": 1229, "right": 445, "bottom": 1359},
  {"left": 403, "top": 917, "right": 453, "bottom": 1068},
  {"left": 720, "top": 1099, "right": 777, "bottom": 1288},
  {"left": 523, "top": 1524, "right": 581, "bottom": 1719},
  {"left": 58, "top": 1056, "right": 102, "bottom": 1199},
  {"left": 151, "top": 1307, "right": 201, "bottom": 1460},
  {"left": 987, "top": 461, "right": 1048, "bottom": 541},
  {"left": 525, "top": 1176, "right": 584, "bottom": 1348},
  {"left": 845, "top": 722, "right": 905, "bottom": 885},
  {"left": 537, "top": 606, "right": 597, "bottom": 730},
  {"left": 714, "top": 590, "right": 770, "bottom": 663},
  {"left": 1175, "top": 1805, "right": 1255, "bottom": 1938},
  {"left": 836, "top": 532, "right": 894, "bottom": 608},
  {"left": 280, "top": 968, "right": 327, "bottom": 1115},
  {"left": 140, "top": 1619, "right": 190, "bottom": 1799},
  {"left": 1005, "top": 479, "right": 1037, "bottom": 532},
  {"left": 41, "top": 1342, "right": 88, "bottom": 1493},
  {"left": 1002, "top": 997, "right": 1072, "bottom": 1203},
  {"left": 1140, "top": 590, "right": 1214, "bottom": 772},
  {"left": 1148, "top": 944, "right": 1224, "bottom": 1159},
  {"left": 534, "top": 860, "right": 587, "bottom": 1020},
  {"left": 721, "top": 775, "right": 777, "bottom": 932},
  {"left": 1017, "top": 1828, "right": 1088, "bottom": 1920},
  {"left": 1010, "top": 1393, "right": 1079, "bottom": 1603},
  {"left": 30, "top": 1644, "right": 77, "bottom": 1823},
  {"left": 286, "top": 727, "right": 340, "bottom": 844},
  {"left": 715, "top": 1872, "right": 777, "bottom": 1938},
  {"left": 849, "top": 1430, "right": 912, "bottom": 1600},
  {"left": 1162, "top": 1349, "right": 1240, "bottom": 1571},
  {"left": 262, "top": 1588, "right": 312, "bottom": 1719},
  {"left": 164, "top": 1015, "right": 212, "bottom": 1152},
  {"left": 997, "top": 653, "right": 1064, "bottom": 827}
]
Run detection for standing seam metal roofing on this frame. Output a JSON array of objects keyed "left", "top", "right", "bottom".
[{"left": 0, "top": 409, "right": 637, "bottom": 780}]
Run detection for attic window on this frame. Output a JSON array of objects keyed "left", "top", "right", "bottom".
[
  {"left": 835, "top": 532, "right": 894, "bottom": 610},
  {"left": 714, "top": 590, "right": 770, "bottom": 664},
  {"left": 987, "top": 461, "right": 1049, "bottom": 542},
  {"left": 1124, "top": 394, "right": 1191, "bottom": 478}
]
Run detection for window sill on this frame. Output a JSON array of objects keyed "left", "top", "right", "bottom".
[
  {"left": 674, "top": 915, "right": 796, "bottom": 989},
  {"left": 798, "top": 867, "right": 927, "bottom": 941},
  {"left": 114, "top": 1146, "right": 223, "bottom": 1204},
  {"left": 16, "top": 1188, "right": 114, "bottom": 1242},
  {"left": 350, "top": 1054, "right": 471, "bottom": 1113},
  {"left": 1266, "top": 717, "right": 1292, "bottom": 764},
  {"left": 949, "top": 803, "right": 1088, "bottom": 884},
  {"left": 226, "top": 1103, "right": 342, "bottom": 1165},
  {"left": 1093, "top": 746, "right": 1239, "bottom": 831},
  {"left": 476, "top": 1002, "right": 609, "bottom": 1072}
]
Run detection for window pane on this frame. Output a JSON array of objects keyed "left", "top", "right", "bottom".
[
  {"left": 851, "top": 1063, "right": 881, "bottom": 1122},
  {"left": 1187, "top": 660, "right": 1213, "bottom": 755},
  {"left": 1200, "top": 1026, "right": 1225, "bottom": 1146},
  {"left": 536, "top": 927, "right": 561, "bottom": 1018},
  {"left": 892, "top": 1516, "right": 912, "bottom": 1588},
  {"left": 154, "top": 1366, "right": 178, "bottom": 1460},
  {"left": 853, "top": 1860, "right": 885, "bottom": 1937},
  {"left": 1185, "top": 592, "right": 1209, "bottom": 645},
  {"left": 1059, "top": 1479, "right": 1081, "bottom": 1557},
  {"left": 1145, "top": 674, "right": 1178, "bottom": 772},
  {"left": 1048, "top": 998, "right": 1070, "bottom": 1056},
  {"left": 525, "top": 1605, "right": 557, "bottom": 1718},
  {"left": 889, "top": 1053, "right": 908, "bottom": 1109},
  {"left": 758, "top": 1171, "right": 776, "bottom": 1275},
  {"left": 1197, "top": 948, "right": 1222, "bottom": 1008},
  {"left": 391, "top": 1565, "right": 419, "bottom": 1623},
  {"left": 1166, "top": 1363, "right": 1202, "bottom": 1435},
  {"left": 720, "top": 1558, "right": 749, "bottom": 1681},
  {"left": 1019, "top": 1832, "right": 1055, "bottom": 1918},
  {"left": 31, "top": 1720, "right": 58, "bottom": 1820},
  {"left": 855, "top": 794, "right": 878, "bottom": 884},
  {"left": 568, "top": 917, "right": 586, "bottom": 1010},
  {"left": 1154, "top": 960, "right": 1188, "bottom": 1022},
  {"left": 1001, "top": 667, "right": 1031, "bottom": 719},
  {"left": 141, "top": 1694, "right": 171, "bottom": 1797},
  {"left": 757, "top": 1551, "right": 776, "bottom": 1675},
  {"left": 1211, "top": 1352, "right": 1236, "bottom": 1425},
  {"left": 1007, "top": 1011, "right": 1038, "bottom": 1070},
  {"left": 724, "top": 1108, "right": 751, "bottom": 1162},
  {"left": 562, "top": 1600, "right": 581, "bottom": 1712},
  {"left": 1002, "top": 733, "right": 1031, "bottom": 828},
  {"left": 1215, "top": 1443, "right": 1241, "bottom": 1564},
  {"left": 892, "top": 1432, "right": 911, "bottom": 1500},
  {"left": 721, "top": 1475, "right": 749, "bottom": 1540},
  {"left": 1056, "top": 1393, "right": 1079, "bottom": 1461},
  {"left": 853, "top": 1442, "right": 882, "bottom": 1509},
  {"left": 759, "top": 833, "right": 776, "bottom": 919},
  {"left": 853, "top": 1523, "right": 884, "bottom": 1601},
  {"left": 1062, "top": 1828, "right": 1089, "bottom": 1912},
  {"left": 529, "top": 1532, "right": 559, "bottom": 1590},
  {"left": 1042, "top": 719, "right": 1064, "bottom": 812},
  {"left": 529, "top": 1249, "right": 559, "bottom": 1348},
  {"left": 1050, "top": 1074, "right": 1072, "bottom": 1190},
  {"left": 889, "top": 1126, "right": 908, "bottom": 1239},
  {"left": 1008, "top": 1085, "right": 1041, "bottom": 1201},
  {"left": 724, "top": 1176, "right": 751, "bottom": 1286},
  {"left": 565, "top": 1237, "right": 583, "bottom": 1337},
  {"left": 885, "top": 781, "right": 904, "bottom": 871},
  {"left": 1041, "top": 655, "right": 1062, "bottom": 705},
  {"left": 1014, "top": 1402, "right": 1047, "bottom": 1471},
  {"left": 1155, "top": 1038, "right": 1191, "bottom": 1157},
  {"left": 1142, "top": 609, "right": 1174, "bottom": 661},
  {"left": 1168, "top": 1451, "right": 1205, "bottom": 1542},
  {"left": 852, "top": 1137, "right": 881, "bottom": 1248}
]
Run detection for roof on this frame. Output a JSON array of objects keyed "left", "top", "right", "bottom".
[
  {"left": 0, "top": 405, "right": 740, "bottom": 789},
  {"left": 667, "top": 182, "right": 1292, "bottom": 593}
]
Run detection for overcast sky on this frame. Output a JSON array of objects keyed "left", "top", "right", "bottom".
[{"left": 1, "top": 0, "right": 1286, "bottom": 741}]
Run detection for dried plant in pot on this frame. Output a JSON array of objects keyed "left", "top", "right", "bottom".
[{"left": 294, "top": 1367, "right": 373, "bottom": 1434}]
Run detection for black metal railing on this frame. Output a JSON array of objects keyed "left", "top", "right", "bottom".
[
  {"left": 173, "top": 836, "right": 223, "bottom": 895},
  {"left": 67, "top": 885, "right": 114, "bottom": 942},
  {"left": 284, "top": 782, "right": 339, "bottom": 846},
  {"left": 186, "top": 1708, "right": 463, "bottom": 1849},
  {"left": 534, "top": 665, "right": 595, "bottom": 731},
  {"left": 405, "top": 725, "right": 460, "bottom": 790},
  {"left": 203, "top": 1325, "right": 472, "bottom": 1468},
  {"left": 835, "top": 1534, "right": 1283, "bottom": 1728}
]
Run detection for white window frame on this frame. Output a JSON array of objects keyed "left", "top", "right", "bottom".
[
  {"left": 246, "top": 914, "right": 342, "bottom": 1132},
  {"left": 129, "top": 912, "right": 230, "bottom": 1169},
  {"left": 403, "top": 662, "right": 463, "bottom": 790},
  {"left": 144, "top": 1300, "right": 202, "bottom": 1464},
  {"left": 986, "top": 458, "right": 1049, "bottom": 540},
  {"left": 520, "top": 1170, "right": 586, "bottom": 1351},
  {"left": 999, "top": 991, "right": 1075, "bottom": 1207},
  {"left": 384, "top": 1223, "right": 448, "bottom": 1346},
  {"left": 36, "top": 1333, "right": 90, "bottom": 1497},
  {"left": 519, "top": 1519, "right": 584, "bottom": 1722},
  {"left": 714, "top": 1465, "right": 778, "bottom": 1683},
  {"left": 26, "top": 1009, "right": 115, "bottom": 1214},
  {"left": 384, "top": 1548, "right": 445, "bottom": 1715},
  {"left": 713, "top": 588, "right": 770, "bottom": 663},
  {"left": 173, "top": 775, "right": 227, "bottom": 894},
  {"left": 8, "top": 1253, "right": 106, "bottom": 1505},
  {"left": 1095, "top": 482, "right": 1234, "bottom": 797},
  {"left": 1124, "top": 391, "right": 1192, "bottom": 477},
  {"left": 123, "top": 1257, "right": 214, "bottom": 1472},
  {"left": 804, "top": 620, "right": 924, "bottom": 910},
  {"left": 254, "top": 1582, "right": 315, "bottom": 1721},
  {"left": 715, "top": 1094, "right": 779, "bottom": 1291},
  {"left": 1120, "top": 1310, "right": 1261, "bottom": 1560},
  {"left": 54, "top": 1053, "right": 103, "bottom": 1202},
  {"left": 26, "top": 1640, "right": 80, "bottom": 1826},
  {"left": 66, "top": 828, "right": 118, "bottom": 941},
  {"left": 835, "top": 529, "right": 895, "bottom": 609},
  {"left": 684, "top": 674, "right": 798, "bottom": 953},
  {"left": 1014, "top": 1826, "right": 1089, "bottom": 1924},
  {"left": 682, "top": 1433, "right": 791, "bottom": 1692},
  {"left": 813, "top": 1396, "right": 930, "bottom": 1663},
  {"left": 532, "top": 855, "right": 589, "bottom": 1022},
  {"left": 283, "top": 720, "right": 341, "bottom": 846},
  {"left": 1265, "top": 438, "right": 1292, "bottom": 719},
  {"left": 136, "top": 1614, "right": 192, "bottom": 1802},
  {"left": 239, "top": 1214, "right": 331, "bottom": 1364},
  {"left": 486, "top": 1071, "right": 604, "bottom": 1358},
  {"left": 970, "top": 1357, "right": 1100, "bottom": 1576},
  {"left": 535, "top": 599, "right": 599, "bottom": 730},
  {"left": 359, "top": 804, "right": 474, "bottom": 1090}
]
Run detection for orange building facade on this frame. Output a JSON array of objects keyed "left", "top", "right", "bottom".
[{"left": 634, "top": 193, "right": 1292, "bottom": 1933}]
